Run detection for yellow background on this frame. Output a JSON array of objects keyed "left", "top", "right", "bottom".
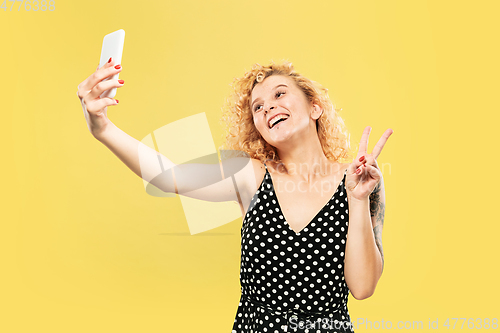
[{"left": 2, "top": 0, "right": 499, "bottom": 332}]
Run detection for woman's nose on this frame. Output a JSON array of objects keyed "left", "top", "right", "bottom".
[{"left": 264, "top": 104, "right": 276, "bottom": 113}]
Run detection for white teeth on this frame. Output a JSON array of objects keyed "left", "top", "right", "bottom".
[{"left": 268, "top": 114, "right": 289, "bottom": 128}]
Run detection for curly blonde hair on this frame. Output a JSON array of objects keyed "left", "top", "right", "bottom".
[{"left": 219, "top": 61, "right": 353, "bottom": 165}]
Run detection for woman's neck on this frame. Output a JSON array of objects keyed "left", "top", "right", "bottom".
[{"left": 274, "top": 133, "right": 338, "bottom": 181}]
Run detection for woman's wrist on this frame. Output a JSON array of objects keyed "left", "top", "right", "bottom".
[
  {"left": 347, "top": 192, "right": 370, "bottom": 205},
  {"left": 93, "top": 121, "right": 116, "bottom": 143}
]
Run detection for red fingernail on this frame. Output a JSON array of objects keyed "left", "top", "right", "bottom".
[
  {"left": 359, "top": 156, "right": 365, "bottom": 162},
  {"left": 356, "top": 168, "right": 361, "bottom": 174},
  {"left": 115, "top": 65, "right": 121, "bottom": 69},
  {"left": 108, "top": 57, "right": 112, "bottom": 63},
  {"left": 115, "top": 99, "right": 119, "bottom": 103},
  {"left": 118, "top": 80, "right": 124, "bottom": 84}
]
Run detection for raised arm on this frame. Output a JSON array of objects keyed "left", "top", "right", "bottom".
[
  {"left": 95, "top": 123, "right": 255, "bottom": 203},
  {"left": 344, "top": 126, "right": 392, "bottom": 299},
  {"left": 77, "top": 58, "right": 258, "bottom": 205}
]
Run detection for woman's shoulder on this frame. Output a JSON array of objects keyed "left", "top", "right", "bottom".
[
  {"left": 249, "top": 158, "right": 267, "bottom": 185},
  {"left": 226, "top": 157, "right": 266, "bottom": 193}
]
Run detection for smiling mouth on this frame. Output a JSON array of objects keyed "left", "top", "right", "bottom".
[
  {"left": 268, "top": 115, "right": 290, "bottom": 129},
  {"left": 270, "top": 117, "right": 288, "bottom": 129}
]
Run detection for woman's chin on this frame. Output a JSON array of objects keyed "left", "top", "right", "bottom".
[{"left": 266, "top": 129, "right": 294, "bottom": 147}]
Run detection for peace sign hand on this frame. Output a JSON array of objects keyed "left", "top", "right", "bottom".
[{"left": 345, "top": 126, "right": 393, "bottom": 201}]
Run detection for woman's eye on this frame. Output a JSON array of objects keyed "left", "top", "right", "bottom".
[
  {"left": 276, "top": 91, "right": 286, "bottom": 98},
  {"left": 254, "top": 105, "right": 262, "bottom": 112}
]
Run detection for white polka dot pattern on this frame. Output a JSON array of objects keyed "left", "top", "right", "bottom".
[{"left": 232, "top": 165, "right": 354, "bottom": 333}]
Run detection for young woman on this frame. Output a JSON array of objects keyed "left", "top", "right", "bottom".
[{"left": 77, "top": 60, "right": 393, "bottom": 333}]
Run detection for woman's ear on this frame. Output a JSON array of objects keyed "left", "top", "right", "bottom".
[{"left": 311, "top": 103, "right": 323, "bottom": 120}]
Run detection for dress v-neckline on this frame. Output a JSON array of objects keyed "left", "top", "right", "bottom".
[{"left": 265, "top": 166, "right": 347, "bottom": 235}]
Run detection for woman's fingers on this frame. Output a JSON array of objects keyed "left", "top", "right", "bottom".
[
  {"left": 77, "top": 58, "right": 124, "bottom": 137},
  {"left": 362, "top": 154, "right": 379, "bottom": 169},
  {"left": 77, "top": 59, "right": 122, "bottom": 99},
  {"left": 348, "top": 127, "right": 390, "bottom": 196},
  {"left": 357, "top": 126, "right": 372, "bottom": 155},
  {"left": 371, "top": 129, "right": 393, "bottom": 159},
  {"left": 356, "top": 127, "right": 394, "bottom": 159},
  {"left": 85, "top": 97, "right": 119, "bottom": 113},
  {"left": 84, "top": 77, "right": 124, "bottom": 102},
  {"left": 351, "top": 153, "right": 379, "bottom": 178},
  {"left": 362, "top": 163, "right": 382, "bottom": 181},
  {"left": 346, "top": 162, "right": 362, "bottom": 191},
  {"left": 89, "top": 62, "right": 122, "bottom": 93},
  {"left": 352, "top": 154, "right": 369, "bottom": 172}
]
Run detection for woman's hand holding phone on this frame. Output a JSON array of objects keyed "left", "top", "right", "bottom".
[{"left": 77, "top": 58, "right": 124, "bottom": 140}]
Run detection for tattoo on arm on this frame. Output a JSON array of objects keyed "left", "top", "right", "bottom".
[{"left": 370, "top": 181, "right": 385, "bottom": 271}]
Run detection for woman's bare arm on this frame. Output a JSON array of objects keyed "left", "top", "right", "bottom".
[
  {"left": 95, "top": 122, "right": 176, "bottom": 193},
  {"left": 344, "top": 176, "right": 385, "bottom": 300},
  {"left": 78, "top": 59, "right": 256, "bottom": 204},
  {"left": 94, "top": 122, "right": 255, "bottom": 203}
]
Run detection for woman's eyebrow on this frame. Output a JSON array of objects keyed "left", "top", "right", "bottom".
[
  {"left": 251, "top": 84, "right": 288, "bottom": 109},
  {"left": 274, "top": 84, "right": 288, "bottom": 90},
  {"left": 250, "top": 98, "right": 260, "bottom": 110}
]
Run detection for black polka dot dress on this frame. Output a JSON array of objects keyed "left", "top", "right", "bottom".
[{"left": 232, "top": 164, "right": 355, "bottom": 333}]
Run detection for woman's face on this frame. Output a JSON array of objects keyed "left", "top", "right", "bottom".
[{"left": 250, "top": 75, "right": 321, "bottom": 147}]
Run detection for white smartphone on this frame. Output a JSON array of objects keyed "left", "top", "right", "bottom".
[{"left": 98, "top": 29, "right": 125, "bottom": 99}]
